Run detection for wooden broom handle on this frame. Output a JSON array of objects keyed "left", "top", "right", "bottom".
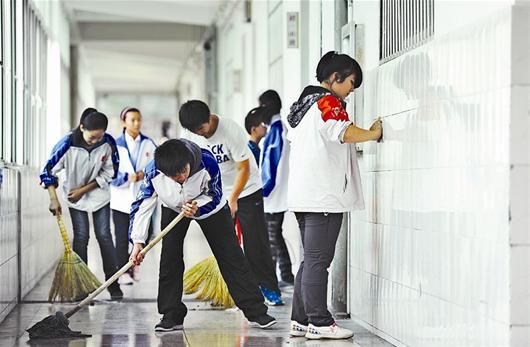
[
  {"left": 65, "top": 210, "right": 187, "bottom": 318},
  {"left": 47, "top": 187, "right": 73, "bottom": 252}
]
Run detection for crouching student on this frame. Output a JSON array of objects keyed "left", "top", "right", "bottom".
[
  {"left": 40, "top": 108, "right": 123, "bottom": 300},
  {"left": 129, "top": 139, "right": 276, "bottom": 332}
]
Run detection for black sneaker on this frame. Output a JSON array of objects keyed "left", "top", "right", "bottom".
[
  {"left": 108, "top": 285, "right": 123, "bottom": 301},
  {"left": 154, "top": 316, "right": 183, "bottom": 332},
  {"left": 248, "top": 314, "right": 277, "bottom": 329}
]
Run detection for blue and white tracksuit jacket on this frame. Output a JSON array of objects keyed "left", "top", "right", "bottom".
[
  {"left": 39, "top": 132, "right": 119, "bottom": 212},
  {"left": 129, "top": 140, "right": 225, "bottom": 244},
  {"left": 110, "top": 132, "right": 157, "bottom": 214},
  {"left": 261, "top": 114, "right": 289, "bottom": 213}
]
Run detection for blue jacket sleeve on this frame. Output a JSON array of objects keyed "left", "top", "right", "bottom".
[
  {"left": 198, "top": 149, "right": 223, "bottom": 216},
  {"left": 112, "top": 171, "right": 129, "bottom": 186},
  {"left": 39, "top": 135, "right": 71, "bottom": 188},
  {"left": 261, "top": 123, "right": 283, "bottom": 197},
  {"left": 129, "top": 160, "right": 157, "bottom": 242}
]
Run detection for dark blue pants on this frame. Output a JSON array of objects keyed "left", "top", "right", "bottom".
[{"left": 69, "top": 203, "right": 119, "bottom": 287}]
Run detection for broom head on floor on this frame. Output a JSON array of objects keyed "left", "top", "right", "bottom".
[
  {"left": 48, "top": 214, "right": 102, "bottom": 302},
  {"left": 183, "top": 256, "right": 235, "bottom": 308}
]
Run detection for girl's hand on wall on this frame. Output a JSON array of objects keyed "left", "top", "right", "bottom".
[
  {"left": 67, "top": 187, "right": 85, "bottom": 203},
  {"left": 370, "top": 118, "right": 383, "bottom": 141}
]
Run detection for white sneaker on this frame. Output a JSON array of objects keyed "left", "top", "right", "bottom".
[
  {"left": 118, "top": 273, "right": 134, "bottom": 285},
  {"left": 290, "top": 321, "right": 308, "bottom": 337},
  {"left": 305, "top": 323, "right": 354, "bottom": 340}
]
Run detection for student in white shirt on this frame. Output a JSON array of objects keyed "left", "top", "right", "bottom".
[
  {"left": 110, "top": 107, "right": 157, "bottom": 285},
  {"left": 287, "top": 51, "right": 382, "bottom": 340},
  {"left": 179, "top": 100, "right": 283, "bottom": 306}
]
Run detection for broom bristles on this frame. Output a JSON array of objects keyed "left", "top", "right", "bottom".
[
  {"left": 183, "top": 256, "right": 235, "bottom": 308},
  {"left": 48, "top": 250, "right": 102, "bottom": 302}
]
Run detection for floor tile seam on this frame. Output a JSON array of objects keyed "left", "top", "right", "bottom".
[{"left": 183, "top": 328, "right": 192, "bottom": 346}]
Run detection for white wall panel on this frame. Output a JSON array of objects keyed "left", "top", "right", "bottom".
[{"left": 349, "top": 6, "right": 515, "bottom": 347}]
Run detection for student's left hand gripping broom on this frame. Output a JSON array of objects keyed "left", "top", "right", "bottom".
[
  {"left": 27, "top": 206, "right": 190, "bottom": 339},
  {"left": 47, "top": 187, "right": 102, "bottom": 302}
]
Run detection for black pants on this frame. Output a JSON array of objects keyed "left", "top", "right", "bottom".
[
  {"left": 158, "top": 204, "right": 267, "bottom": 323},
  {"left": 265, "top": 212, "right": 294, "bottom": 282},
  {"left": 112, "top": 209, "right": 153, "bottom": 268},
  {"left": 236, "top": 189, "right": 280, "bottom": 292},
  {"left": 291, "top": 212, "right": 342, "bottom": 326}
]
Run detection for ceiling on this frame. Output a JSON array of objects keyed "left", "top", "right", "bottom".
[{"left": 63, "top": 0, "right": 221, "bottom": 93}]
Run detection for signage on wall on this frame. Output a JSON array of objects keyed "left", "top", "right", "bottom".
[{"left": 287, "top": 12, "right": 299, "bottom": 48}]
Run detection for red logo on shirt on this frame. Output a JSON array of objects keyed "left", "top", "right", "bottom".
[
  {"left": 146, "top": 152, "right": 150, "bottom": 157},
  {"left": 101, "top": 155, "right": 108, "bottom": 162},
  {"left": 317, "top": 95, "right": 349, "bottom": 122}
]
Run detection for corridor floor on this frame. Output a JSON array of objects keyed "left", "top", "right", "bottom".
[{"left": 0, "top": 221, "right": 393, "bottom": 347}]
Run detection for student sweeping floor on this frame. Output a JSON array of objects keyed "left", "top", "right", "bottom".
[
  {"left": 128, "top": 139, "right": 276, "bottom": 331},
  {"left": 40, "top": 108, "right": 123, "bottom": 301}
]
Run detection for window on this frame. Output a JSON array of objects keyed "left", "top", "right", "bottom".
[
  {"left": 0, "top": 0, "right": 3, "bottom": 161},
  {"left": 0, "top": 0, "right": 48, "bottom": 166},
  {"left": 380, "top": 0, "right": 434, "bottom": 63}
]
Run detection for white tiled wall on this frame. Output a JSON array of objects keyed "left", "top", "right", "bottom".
[
  {"left": 349, "top": 8, "right": 518, "bottom": 347},
  {"left": 509, "top": 5, "right": 530, "bottom": 345},
  {"left": 19, "top": 168, "right": 61, "bottom": 297},
  {"left": 0, "top": 168, "right": 19, "bottom": 323},
  {"left": 0, "top": 167, "right": 61, "bottom": 324}
]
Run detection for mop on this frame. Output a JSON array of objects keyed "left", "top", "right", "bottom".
[{"left": 27, "top": 209, "right": 188, "bottom": 339}]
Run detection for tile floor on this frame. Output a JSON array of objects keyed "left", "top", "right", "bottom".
[{"left": 0, "top": 222, "right": 393, "bottom": 347}]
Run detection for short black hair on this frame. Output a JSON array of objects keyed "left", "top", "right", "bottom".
[
  {"left": 82, "top": 111, "right": 108, "bottom": 131},
  {"left": 179, "top": 100, "right": 211, "bottom": 131},
  {"left": 155, "top": 139, "right": 193, "bottom": 177},
  {"left": 244, "top": 107, "right": 266, "bottom": 134},
  {"left": 316, "top": 51, "right": 363, "bottom": 88},
  {"left": 258, "top": 90, "right": 282, "bottom": 115}
]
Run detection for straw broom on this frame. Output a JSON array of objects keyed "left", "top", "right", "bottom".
[
  {"left": 47, "top": 187, "right": 102, "bottom": 302},
  {"left": 183, "top": 218, "right": 244, "bottom": 308}
]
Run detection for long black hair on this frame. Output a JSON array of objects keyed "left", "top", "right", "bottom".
[
  {"left": 316, "top": 51, "right": 363, "bottom": 88},
  {"left": 73, "top": 107, "right": 108, "bottom": 140}
]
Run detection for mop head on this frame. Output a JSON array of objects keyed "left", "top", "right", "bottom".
[
  {"left": 26, "top": 311, "right": 91, "bottom": 339},
  {"left": 183, "top": 256, "right": 235, "bottom": 308},
  {"left": 48, "top": 250, "right": 102, "bottom": 302}
]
